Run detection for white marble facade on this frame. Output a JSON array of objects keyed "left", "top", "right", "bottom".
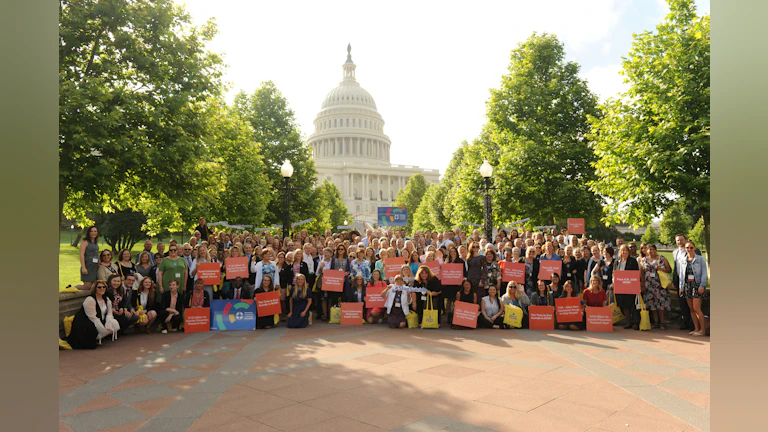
[{"left": 308, "top": 45, "right": 440, "bottom": 222}]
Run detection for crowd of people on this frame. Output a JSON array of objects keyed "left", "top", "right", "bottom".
[{"left": 65, "top": 217, "right": 710, "bottom": 349}]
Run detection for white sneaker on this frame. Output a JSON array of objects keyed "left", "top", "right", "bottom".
[{"left": 161, "top": 329, "right": 168, "bottom": 334}]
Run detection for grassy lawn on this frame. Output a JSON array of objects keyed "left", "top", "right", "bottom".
[{"left": 58, "top": 231, "right": 183, "bottom": 290}]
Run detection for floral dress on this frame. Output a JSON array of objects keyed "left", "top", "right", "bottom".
[
  {"left": 641, "top": 256, "right": 671, "bottom": 311},
  {"left": 350, "top": 259, "right": 371, "bottom": 283},
  {"left": 486, "top": 260, "right": 501, "bottom": 292}
]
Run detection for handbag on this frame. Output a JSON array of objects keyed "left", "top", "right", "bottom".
[
  {"left": 406, "top": 311, "right": 420, "bottom": 328},
  {"left": 503, "top": 304, "right": 524, "bottom": 328},
  {"left": 329, "top": 304, "right": 342, "bottom": 324},
  {"left": 421, "top": 295, "right": 439, "bottom": 329},
  {"left": 609, "top": 290, "right": 624, "bottom": 325},
  {"left": 63, "top": 315, "right": 75, "bottom": 338},
  {"left": 637, "top": 295, "right": 651, "bottom": 331},
  {"left": 658, "top": 271, "right": 672, "bottom": 289}
]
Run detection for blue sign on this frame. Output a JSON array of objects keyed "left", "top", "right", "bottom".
[
  {"left": 210, "top": 300, "right": 257, "bottom": 331},
  {"left": 378, "top": 207, "right": 408, "bottom": 226}
]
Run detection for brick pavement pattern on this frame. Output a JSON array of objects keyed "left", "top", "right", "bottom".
[{"left": 59, "top": 324, "right": 710, "bottom": 432}]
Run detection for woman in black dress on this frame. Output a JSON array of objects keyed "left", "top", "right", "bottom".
[
  {"left": 465, "top": 242, "right": 488, "bottom": 300},
  {"left": 254, "top": 274, "right": 277, "bottom": 329},
  {"left": 67, "top": 280, "right": 118, "bottom": 349},
  {"left": 443, "top": 246, "right": 465, "bottom": 324},
  {"left": 613, "top": 245, "right": 643, "bottom": 330},
  {"left": 78, "top": 226, "right": 100, "bottom": 291},
  {"left": 452, "top": 279, "right": 478, "bottom": 329},
  {"left": 287, "top": 274, "right": 312, "bottom": 328}
]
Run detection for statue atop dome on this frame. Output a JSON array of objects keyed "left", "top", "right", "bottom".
[{"left": 346, "top": 43, "right": 353, "bottom": 64}]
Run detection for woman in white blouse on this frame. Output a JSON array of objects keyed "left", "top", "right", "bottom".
[{"left": 66, "top": 280, "right": 120, "bottom": 349}]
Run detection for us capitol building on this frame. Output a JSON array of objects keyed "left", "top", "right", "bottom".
[{"left": 307, "top": 45, "right": 440, "bottom": 222}]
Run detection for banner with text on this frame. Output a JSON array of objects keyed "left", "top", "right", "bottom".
[
  {"left": 538, "top": 260, "right": 562, "bottom": 280},
  {"left": 500, "top": 262, "right": 525, "bottom": 283},
  {"left": 340, "top": 302, "right": 364, "bottom": 325},
  {"left": 378, "top": 207, "right": 408, "bottom": 226},
  {"left": 184, "top": 308, "right": 211, "bottom": 333},
  {"left": 255, "top": 291, "right": 281, "bottom": 316},
  {"left": 567, "top": 218, "right": 585, "bottom": 235},
  {"left": 613, "top": 270, "right": 641, "bottom": 295},
  {"left": 441, "top": 263, "right": 464, "bottom": 285},
  {"left": 528, "top": 305, "right": 555, "bottom": 330},
  {"left": 452, "top": 301, "right": 479, "bottom": 328},
  {"left": 384, "top": 257, "right": 405, "bottom": 278},
  {"left": 586, "top": 307, "right": 613, "bottom": 332},
  {"left": 555, "top": 297, "right": 582, "bottom": 323},
  {"left": 365, "top": 285, "right": 386, "bottom": 308},
  {"left": 210, "top": 300, "right": 256, "bottom": 331},
  {"left": 321, "top": 269, "right": 345, "bottom": 292},
  {"left": 197, "top": 262, "right": 221, "bottom": 285},
  {"left": 225, "top": 256, "right": 249, "bottom": 280}
]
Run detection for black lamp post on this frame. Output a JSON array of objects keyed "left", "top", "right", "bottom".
[
  {"left": 479, "top": 160, "right": 494, "bottom": 241},
  {"left": 279, "top": 159, "right": 295, "bottom": 240}
]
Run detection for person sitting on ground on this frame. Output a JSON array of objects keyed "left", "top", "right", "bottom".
[
  {"left": 366, "top": 269, "right": 387, "bottom": 324},
  {"left": 66, "top": 280, "right": 119, "bottom": 349},
  {"left": 479, "top": 285, "right": 505, "bottom": 329},
  {"left": 185, "top": 278, "right": 211, "bottom": 312},
  {"left": 501, "top": 281, "right": 530, "bottom": 329},
  {"left": 557, "top": 281, "right": 584, "bottom": 331},
  {"left": 159, "top": 279, "right": 184, "bottom": 333},
  {"left": 452, "top": 279, "right": 478, "bottom": 330},
  {"left": 287, "top": 274, "right": 312, "bottom": 328},
  {"left": 227, "top": 276, "right": 252, "bottom": 300},
  {"left": 133, "top": 276, "right": 158, "bottom": 334},
  {"left": 381, "top": 274, "right": 412, "bottom": 329},
  {"left": 254, "top": 274, "right": 277, "bottom": 329}
]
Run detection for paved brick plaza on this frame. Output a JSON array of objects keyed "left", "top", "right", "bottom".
[{"left": 59, "top": 325, "right": 710, "bottom": 432}]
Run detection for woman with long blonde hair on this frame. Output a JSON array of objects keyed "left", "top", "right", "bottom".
[{"left": 287, "top": 274, "right": 312, "bottom": 328}]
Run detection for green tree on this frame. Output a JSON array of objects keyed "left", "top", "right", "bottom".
[
  {"left": 641, "top": 225, "right": 660, "bottom": 245},
  {"left": 688, "top": 217, "right": 705, "bottom": 251},
  {"left": 659, "top": 201, "right": 694, "bottom": 245},
  {"left": 233, "top": 82, "right": 317, "bottom": 227},
  {"left": 394, "top": 173, "right": 429, "bottom": 234},
  {"left": 90, "top": 209, "right": 149, "bottom": 253},
  {"left": 59, "top": 0, "right": 224, "bottom": 231},
  {"left": 308, "top": 180, "right": 349, "bottom": 233},
  {"left": 413, "top": 184, "right": 450, "bottom": 233},
  {"left": 588, "top": 0, "right": 710, "bottom": 261}
]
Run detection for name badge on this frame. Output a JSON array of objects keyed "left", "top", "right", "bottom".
[
  {"left": 649, "top": 271, "right": 656, "bottom": 278},
  {"left": 566, "top": 273, "right": 571, "bottom": 277},
  {"left": 421, "top": 295, "right": 427, "bottom": 301},
  {"left": 175, "top": 273, "right": 181, "bottom": 278},
  {"left": 395, "top": 302, "right": 401, "bottom": 308},
  {"left": 687, "top": 275, "right": 695, "bottom": 282},
  {"left": 602, "top": 275, "right": 608, "bottom": 280},
  {"left": 92, "top": 258, "right": 99, "bottom": 263}
]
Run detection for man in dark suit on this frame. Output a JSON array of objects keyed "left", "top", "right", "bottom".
[{"left": 227, "top": 277, "right": 253, "bottom": 300}]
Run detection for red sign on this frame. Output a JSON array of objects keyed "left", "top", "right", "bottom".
[
  {"left": 528, "top": 305, "right": 555, "bottom": 330},
  {"left": 500, "top": 262, "right": 525, "bottom": 283},
  {"left": 340, "top": 302, "right": 364, "bottom": 325},
  {"left": 613, "top": 270, "right": 641, "bottom": 294},
  {"left": 441, "top": 263, "right": 464, "bottom": 285},
  {"left": 365, "top": 284, "right": 386, "bottom": 308},
  {"left": 184, "top": 308, "right": 210, "bottom": 333},
  {"left": 424, "top": 260, "right": 441, "bottom": 280},
  {"left": 567, "top": 218, "right": 585, "bottom": 235},
  {"left": 197, "top": 262, "right": 221, "bottom": 285},
  {"left": 384, "top": 257, "right": 405, "bottom": 278},
  {"left": 255, "top": 290, "right": 281, "bottom": 316},
  {"left": 538, "top": 260, "right": 562, "bottom": 280},
  {"left": 586, "top": 307, "right": 613, "bottom": 332},
  {"left": 555, "top": 297, "right": 582, "bottom": 323},
  {"left": 452, "top": 301, "right": 478, "bottom": 328},
  {"left": 225, "top": 257, "right": 249, "bottom": 280},
  {"left": 321, "top": 269, "right": 345, "bottom": 292}
]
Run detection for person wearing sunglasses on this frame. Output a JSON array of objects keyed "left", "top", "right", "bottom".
[
  {"left": 677, "top": 241, "right": 708, "bottom": 336},
  {"left": 465, "top": 241, "right": 488, "bottom": 302},
  {"left": 157, "top": 245, "right": 188, "bottom": 302},
  {"left": 97, "top": 249, "right": 117, "bottom": 282},
  {"left": 66, "top": 280, "right": 120, "bottom": 349}
]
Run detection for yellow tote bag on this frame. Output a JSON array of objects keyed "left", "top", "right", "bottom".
[
  {"left": 421, "top": 295, "right": 439, "bottom": 329},
  {"left": 63, "top": 315, "right": 75, "bottom": 337},
  {"left": 638, "top": 295, "right": 651, "bottom": 331},
  {"left": 406, "top": 311, "right": 420, "bottom": 328},
  {"left": 503, "top": 304, "right": 524, "bottom": 328},
  {"left": 658, "top": 271, "right": 672, "bottom": 289},
  {"left": 329, "top": 305, "right": 341, "bottom": 324},
  {"left": 610, "top": 290, "right": 624, "bottom": 325}
]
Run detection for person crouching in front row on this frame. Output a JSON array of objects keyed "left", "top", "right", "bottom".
[{"left": 381, "top": 275, "right": 413, "bottom": 329}]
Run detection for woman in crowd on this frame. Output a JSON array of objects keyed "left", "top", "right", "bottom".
[
  {"left": 106, "top": 274, "right": 138, "bottom": 331},
  {"left": 367, "top": 269, "right": 387, "bottom": 324},
  {"left": 330, "top": 244, "right": 351, "bottom": 304},
  {"left": 350, "top": 248, "right": 371, "bottom": 285},
  {"left": 133, "top": 276, "right": 158, "bottom": 334},
  {"left": 443, "top": 246, "right": 465, "bottom": 323},
  {"left": 254, "top": 274, "right": 278, "bottom": 329},
  {"left": 679, "top": 241, "right": 708, "bottom": 336},
  {"left": 315, "top": 247, "right": 334, "bottom": 321},
  {"left": 78, "top": 226, "right": 100, "bottom": 291},
  {"left": 582, "top": 275, "right": 608, "bottom": 308},
  {"left": 185, "top": 278, "right": 211, "bottom": 311},
  {"left": 350, "top": 274, "right": 367, "bottom": 304},
  {"left": 641, "top": 244, "right": 673, "bottom": 330},
  {"left": 135, "top": 251, "right": 153, "bottom": 279},
  {"left": 523, "top": 247, "right": 541, "bottom": 297},
  {"left": 276, "top": 251, "right": 292, "bottom": 319},
  {"left": 484, "top": 248, "right": 501, "bottom": 296},
  {"left": 465, "top": 241, "right": 488, "bottom": 301},
  {"left": 364, "top": 247, "right": 377, "bottom": 267},
  {"left": 408, "top": 249, "right": 421, "bottom": 276},
  {"left": 557, "top": 281, "right": 584, "bottom": 331},
  {"left": 479, "top": 285, "right": 504, "bottom": 329},
  {"left": 591, "top": 246, "right": 615, "bottom": 297},
  {"left": 452, "top": 279, "right": 478, "bottom": 329},
  {"left": 252, "top": 248, "right": 279, "bottom": 291},
  {"left": 613, "top": 245, "right": 642, "bottom": 330},
  {"left": 413, "top": 265, "right": 443, "bottom": 326},
  {"left": 189, "top": 245, "right": 214, "bottom": 301},
  {"left": 159, "top": 279, "right": 183, "bottom": 333},
  {"left": 287, "top": 274, "right": 312, "bottom": 328},
  {"left": 381, "top": 274, "right": 412, "bottom": 329},
  {"left": 501, "top": 281, "right": 530, "bottom": 329},
  {"left": 530, "top": 279, "right": 554, "bottom": 306},
  {"left": 67, "top": 280, "right": 119, "bottom": 348},
  {"left": 538, "top": 242, "right": 560, "bottom": 285},
  {"left": 97, "top": 249, "right": 118, "bottom": 282},
  {"left": 562, "top": 246, "right": 579, "bottom": 293},
  {"left": 116, "top": 249, "right": 138, "bottom": 283}
]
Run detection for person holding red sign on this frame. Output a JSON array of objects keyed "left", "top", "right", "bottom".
[
  {"left": 452, "top": 279, "right": 478, "bottom": 329},
  {"left": 414, "top": 265, "right": 443, "bottom": 326},
  {"left": 254, "top": 274, "right": 277, "bottom": 329},
  {"left": 252, "top": 249, "right": 279, "bottom": 293},
  {"left": 443, "top": 247, "right": 465, "bottom": 323},
  {"left": 189, "top": 246, "right": 214, "bottom": 301},
  {"left": 287, "top": 274, "right": 312, "bottom": 328},
  {"left": 366, "top": 270, "right": 387, "bottom": 323},
  {"left": 557, "top": 281, "right": 584, "bottom": 331},
  {"left": 330, "top": 244, "right": 351, "bottom": 304},
  {"left": 382, "top": 275, "right": 413, "bottom": 329},
  {"left": 613, "top": 245, "right": 643, "bottom": 330}
]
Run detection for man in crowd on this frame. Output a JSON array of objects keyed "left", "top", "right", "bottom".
[{"left": 134, "top": 240, "right": 155, "bottom": 265}]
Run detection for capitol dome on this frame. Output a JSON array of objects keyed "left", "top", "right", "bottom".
[{"left": 308, "top": 44, "right": 391, "bottom": 166}]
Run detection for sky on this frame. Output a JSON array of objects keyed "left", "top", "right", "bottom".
[{"left": 179, "top": 0, "right": 710, "bottom": 176}]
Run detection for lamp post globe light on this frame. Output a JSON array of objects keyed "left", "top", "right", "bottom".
[
  {"left": 479, "top": 160, "right": 494, "bottom": 241},
  {"left": 280, "top": 159, "right": 294, "bottom": 240}
]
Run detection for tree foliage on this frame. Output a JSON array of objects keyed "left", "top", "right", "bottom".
[
  {"left": 588, "top": 0, "right": 710, "bottom": 258},
  {"left": 659, "top": 200, "right": 694, "bottom": 245},
  {"left": 59, "top": 0, "right": 225, "bottom": 232},
  {"left": 688, "top": 217, "right": 705, "bottom": 251},
  {"left": 306, "top": 180, "right": 349, "bottom": 233},
  {"left": 641, "top": 225, "right": 660, "bottom": 245},
  {"left": 233, "top": 82, "right": 317, "bottom": 227},
  {"left": 394, "top": 173, "right": 429, "bottom": 234},
  {"left": 90, "top": 209, "right": 149, "bottom": 253}
]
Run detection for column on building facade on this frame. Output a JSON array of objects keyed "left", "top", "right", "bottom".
[{"left": 363, "top": 173, "right": 368, "bottom": 200}]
